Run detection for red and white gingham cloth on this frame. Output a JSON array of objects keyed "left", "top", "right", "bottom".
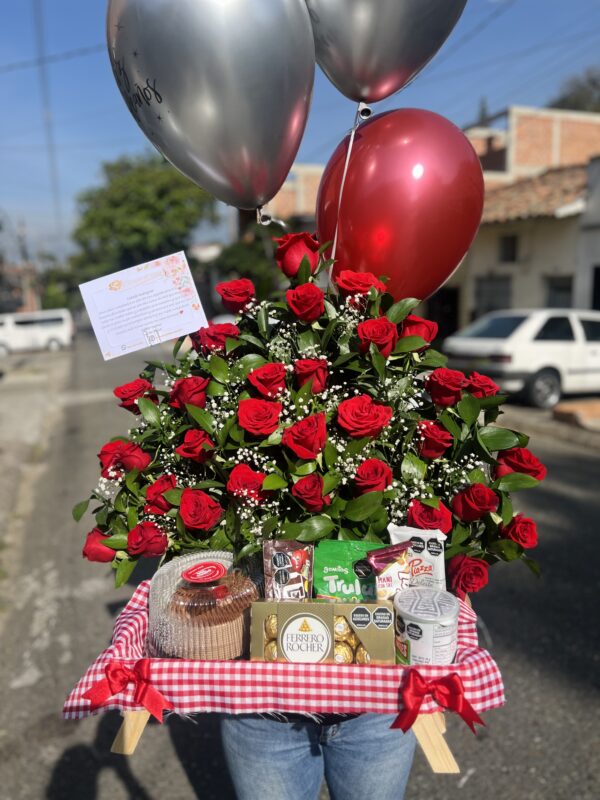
[{"left": 63, "top": 581, "right": 504, "bottom": 719}]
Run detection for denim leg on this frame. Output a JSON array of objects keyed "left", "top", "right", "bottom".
[
  {"left": 220, "top": 714, "right": 325, "bottom": 800},
  {"left": 322, "top": 714, "right": 416, "bottom": 800}
]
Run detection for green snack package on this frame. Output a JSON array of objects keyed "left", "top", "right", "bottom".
[{"left": 313, "top": 540, "right": 385, "bottom": 602}]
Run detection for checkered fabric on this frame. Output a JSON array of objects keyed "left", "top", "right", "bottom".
[{"left": 63, "top": 581, "right": 505, "bottom": 720}]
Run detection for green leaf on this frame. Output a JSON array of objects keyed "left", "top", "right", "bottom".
[
  {"left": 291, "top": 516, "right": 336, "bottom": 542},
  {"left": 209, "top": 527, "right": 232, "bottom": 551},
  {"left": 239, "top": 333, "right": 265, "bottom": 350},
  {"left": 344, "top": 437, "right": 370, "bottom": 457},
  {"left": 420, "top": 496, "right": 441, "bottom": 509},
  {"left": 163, "top": 488, "right": 183, "bottom": 505},
  {"left": 217, "top": 415, "right": 236, "bottom": 446},
  {"left": 324, "top": 441, "right": 338, "bottom": 469},
  {"left": 401, "top": 452, "right": 427, "bottom": 483},
  {"left": 294, "top": 461, "right": 317, "bottom": 476},
  {"left": 332, "top": 352, "right": 354, "bottom": 368},
  {"left": 172, "top": 336, "right": 186, "bottom": 359},
  {"left": 294, "top": 378, "right": 315, "bottom": 414},
  {"left": 298, "top": 329, "right": 317, "bottom": 352},
  {"left": 262, "top": 474, "right": 288, "bottom": 490},
  {"left": 500, "top": 493, "right": 513, "bottom": 526},
  {"left": 225, "top": 336, "right": 244, "bottom": 355},
  {"left": 125, "top": 470, "right": 140, "bottom": 496},
  {"left": 450, "top": 523, "right": 471, "bottom": 546},
  {"left": 369, "top": 506, "right": 389, "bottom": 534},
  {"left": 392, "top": 336, "right": 427, "bottom": 354},
  {"left": 257, "top": 306, "right": 270, "bottom": 338},
  {"left": 457, "top": 394, "right": 480, "bottom": 426},
  {"left": 113, "top": 490, "right": 127, "bottom": 513},
  {"left": 207, "top": 380, "right": 226, "bottom": 397},
  {"left": 343, "top": 491, "right": 383, "bottom": 522},
  {"left": 186, "top": 404, "right": 216, "bottom": 434},
  {"left": 126, "top": 505, "right": 138, "bottom": 529},
  {"left": 297, "top": 255, "right": 312, "bottom": 285},
  {"left": 322, "top": 471, "right": 341, "bottom": 495},
  {"left": 324, "top": 300, "right": 338, "bottom": 320},
  {"left": 321, "top": 319, "right": 338, "bottom": 350},
  {"left": 235, "top": 353, "right": 267, "bottom": 378},
  {"left": 235, "top": 542, "right": 262, "bottom": 561},
  {"left": 522, "top": 555, "right": 541, "bottom": 578},
  {"left": 138, "top": 397, "right": 161, "bottom": 427},
  {"left": 338, "top": 527, "right": 360, "bottom": 541},
  {"left": 72, "top": 498, "right": 90, "bottom": 522},
  {"left": 102, "top": 533, "right": 128, "bottom": 550},
  {"left": 209, "top": 354, "right": 230, "bottom": 383},
  {"left": 364, "top": 529, "right": 384, "bottom": 543},
  {"left": 193, "top": 480, "right": 225, "bottom": 489},
  {"left": 438, "top": 410, "right": 463, "bottom": 440},
  {"left": 418, "top": 349, "right": 447, "bottom": 368},
  {"left": 370, "top": 346, "right": 386, "bottom": 381},
  {"left": 468, "top": 468, "right": 487, "bottom": 484},
  {"left": 495, "top": 473, "right": 539, "bottom": 492},
  {"left": 478, "top": 394, "right": 507, "bottom": 409},
  {"left": 386, "top": 298, "right": 420, "bottom": 324},
  {"left": 115, "top": 557, "right": 137, "bottom": 588},
  {"left": 487, "top": 539, "right": 523, "bottom": 561},
  {"left": 478, "top": 426, "right": 520, "bottom": 451}
]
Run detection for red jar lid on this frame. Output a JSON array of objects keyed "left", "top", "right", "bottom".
[{"left": 181, "top": 561, "right": 227, "bottom": 584}]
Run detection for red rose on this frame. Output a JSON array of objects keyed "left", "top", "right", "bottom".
[
  {"left": 337, "top": 395, "right": 393, "bottom": 439},
  {"left": 451, "top": 483, "right": 499, "bottom": 522},
  {"left": 169, "top": 376, "right": 210, "bottom": 410},
  {"left": 190, "top": 322, "right": 240, "bottom": 353},
  {"left": 144, "top": 474, "right": 177, "bottom": 515},
  {"left": 274, "top": 232, "right": 319, "bottom": 279},
  {"left": 98, "top": 440, "right": 152, "bottom": 479},
  {"left": 216, "top": 278, "right": 255, "bottom": 313},
  {"left": 82, "top": 528, "right": 115, "bottom": 563},
  {"left": 286, "top": 283, "right": 325, "bottom": 323},
  {"left": 175, "top": 430, "right": 215, "bottom": 462},
  {"left": 127, "top": 522, "right": 167, "bottom": 558},
  {"left": 238, "top": 398, "right": 282, "bottom": 437},
  {"left": 294, "top": 359, "right": 328, "bottom": 394},
  {"left": 335, "top": 270, "right": 386, "bottom": 296},
  {"left": 400, "top": 314, "right": 438, "bottom": 344},
  {"left": 247, "top": 363, "right": 287, "bottom": 398},
  {"left": 417, "top": 421, "right": 454, "bottom": 459},
  {"left": 226, "top": 464, "right": 268, "bottom": 503},
  {"left": 425, "top": 368, "right": 467, "bottom": 407},
  {"left": 357, "top": 317, "right": 399, "bottom": 359},
  {"left": 467, "top": 371, "right": 499, "bottom": 399},
  {"left": 447, "top": 555, "right": 489, "bottom": 600},
  {"left": 291, "top": 473, "right": 330, "bottom": 512},
  {"left": 355, "top": 458, "right": 393, "bottom": 494},
  {"left": 495, "top": 447, "right": 547, "bottom": 481},
  {"left": 180, "top": 488, "right": 223, "bottom": 533},
  {"left": 113, "top": 378, "right": 157, "bottom": 414},
  {"left": 501, "top": 514, "right": 538, "bottom": 549},
  {"left": 282, "top": 413, "right": 327, "bottom": 460},
  {"left": 407, "top": 499, "right": 452, "bottom": 533}
]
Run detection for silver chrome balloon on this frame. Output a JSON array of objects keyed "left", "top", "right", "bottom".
[
  {"left": 305, "top": 0, "right": 467, "bottom": 103},
  {"left": 107, "top": 0, "right": 315, "bottom": 209}
]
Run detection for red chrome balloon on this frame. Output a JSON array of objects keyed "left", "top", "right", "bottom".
[{"left": 316, "top": 109, "right": 484, "bottom": 301}]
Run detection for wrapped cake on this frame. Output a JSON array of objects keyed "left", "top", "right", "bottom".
[{"left": 148, "top": 552, "right": 258, "bottom": 660}]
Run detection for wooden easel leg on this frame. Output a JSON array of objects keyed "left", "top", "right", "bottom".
[
  {"left": 413, "top": 713, "right": 460, "bottom": 774},
  {"left": 110, "top": 710, "right": 151, "bottom": 755}
]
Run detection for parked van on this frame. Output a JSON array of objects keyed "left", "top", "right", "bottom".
[
  {"left": 443, "top": 309, "right": 600, "bottom": 408},
  {"left": 0, "top": 309, "right": 74, "bottom": 356}
]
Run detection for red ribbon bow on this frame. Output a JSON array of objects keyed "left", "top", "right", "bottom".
[
  {"left": 83, "top": 659, "right": 173, "bottom": 723},
  {"left": 391, "top": 670, "right": 484, "bottom": 734}
]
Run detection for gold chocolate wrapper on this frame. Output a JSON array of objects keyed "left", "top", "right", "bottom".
[
  {"left": 355, "top": 645, "right": 371, "bottom": 665},
  {"left": 334, "top": 615, "right": 352, "bottom": 641},
  {"left": 346, "top": 631, "right": 360, "bottom": 650},
  {"left": 264, "top": 639, "right": 278, "bottom": 661},
  {"left": 334, "top": 642, "right": 354, "bottom": 664},
  {"left": 264, "top": 614, "right": 278, "bottom": 640}
]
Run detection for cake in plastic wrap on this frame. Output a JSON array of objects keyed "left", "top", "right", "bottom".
[{"left": 148, "top": 552, "right": 258, "bottom": 660}]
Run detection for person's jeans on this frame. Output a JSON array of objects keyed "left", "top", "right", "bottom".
[{"left": 220, "top": 713, "right": 416, "bottom": 800}]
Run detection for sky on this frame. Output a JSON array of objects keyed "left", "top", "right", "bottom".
[{"left": 1, "top": 0, "right": 600, "bottom": 263}]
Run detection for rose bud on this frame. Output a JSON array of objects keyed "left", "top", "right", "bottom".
[
  {"left": 247, "top": 363, "right": 287, "bottom": 398},
  {"left": 291, "top": 473, "right": 330, "bottom": 512},
  {"left": 282, "top": 413, "right": 327, "bottom": 460},
  {"left": 294, "top": 359, "right": 328, "bottom": 394},
  {"left": 335, "top": 270, "right": 386, "bottom": 297},
  {"left": 447, "top": 554, "right": 489, "bottom": 600},
  {"left": 98, "top": 440, "right": 152, "bottom": 479},
  {"left": 216, "top": 278, "right": 255, "bottom": 313},
  {"left": 355, "top": 458, "right": 393, "bottom": 494},
  {"left": 357, "top": 317, "right": 399, "bottom": 359},
  {"left": 175, "top": 430, "right": 215, "bottom": 463},
  {"left": 180, "top": 488, "right": 224, "bottom": 533},
  {"left": 451, "top": 483, "right": 499, "bottom": 522},
  {"left": 406, "top": 499, "right": 452, "bottom": 533},
  {"left": 425, "top": 367, "right": 467, "bottom": 407},
  {"left": 113, "top": 378, "right": 157, "bottom": 414},
  {"left": 127, "top": 522, "right": 168, "bottom": 558},
  {"left": 337, "top": 395, "right": 393, "bottom": 439},
  {"left": 274, "top": 232, "right": 319, "bottom": 279},
  {"left": 226, "top": 464, "right": 268, "bottom": 503},
  {"left": 466, "top": 371, "right": 500, "bottom": 399},
  {"left": 190, "top": 322, "right": 240, "bottom": 353},
  {"left": 501, "top": 513, "right": 538, "bottom": 549},
  {"left": 169, "top": 376, "right": 210, "bottom": 411},
  {"left": 237, "top": 398, "right": 282, "bottom": 437},
  {"left": 495, "top": 447, "right": 547, "bottom": 481},
  {"left": 82, "top": 528, "right": 115, "bottom": 563},
  {"left": 144, "top": 474, "right": 177, "bottom": 516},
  {"left": 400, "top": 314, "right": 438, "bottom": 345},
  {"left": 286, "top": 283, "right": 325, "bottom": 323},
  {"left": 417, "top": 420, "right": 454, "bottom": 459}
]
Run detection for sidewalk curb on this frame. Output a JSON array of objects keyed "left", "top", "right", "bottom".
[{"left": 501, "top": 408, "right": 600, "bottom": 451}]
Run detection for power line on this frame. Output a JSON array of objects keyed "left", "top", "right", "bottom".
[{"left": 0, "top": 42, "right": 105, "bottom": 75}]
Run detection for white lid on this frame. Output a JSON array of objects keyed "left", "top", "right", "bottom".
[{"left": 394, "top": 587, "right": 459, "bottom": 624}]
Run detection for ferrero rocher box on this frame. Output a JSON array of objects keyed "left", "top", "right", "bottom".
[{"left": 250, "top": 600, "right": 395, "bottom": 665}]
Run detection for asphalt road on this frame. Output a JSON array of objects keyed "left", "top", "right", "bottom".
[{"left": 0, "top": 334, "right": 598, "bottom": 800}]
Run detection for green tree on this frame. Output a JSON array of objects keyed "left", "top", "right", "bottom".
[
  {"left": 70, "top": 154, "right": 215, "bottom": 281},
  {"left": 548, "top": 67, "right": 600, "bottom": 112}
]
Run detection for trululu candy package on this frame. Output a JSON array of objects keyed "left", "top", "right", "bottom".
[
  {"left": 388, "top": 525, "right": 447, "bottom": 590},
  {"left": 313, "top": 540, "right": 384, "bottom": 602},
  {"left": 263, "top": 541, "right": 313, "bottom": 601}
]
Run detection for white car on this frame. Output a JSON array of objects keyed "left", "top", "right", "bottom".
[
  {"left": 0, "top": 308, "right": 74, "bottom": 356},
  {"left": 443, "top": 309, "right": 600, "bottom": 408}
]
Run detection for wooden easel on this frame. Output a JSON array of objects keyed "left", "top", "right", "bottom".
[{"left": 111, "top": 709, "right": 460, "bottom": 772}]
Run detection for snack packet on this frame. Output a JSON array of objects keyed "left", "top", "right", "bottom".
[
  {"left": 263, "top": 541, "right": 313, "bottom": 600},
  {"left": 388, "top": 525, "right": 446, "bottom": 590},
  {"left": 366, "top": 542, "right": 411, "bottom": 600},
  {"left": 313, "top": 540, "right": 384, "bottom": 602}
]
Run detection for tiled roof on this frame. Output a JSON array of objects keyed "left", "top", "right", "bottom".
[{"left": 482, "top": 165, "right": 587, "bottom": 224}]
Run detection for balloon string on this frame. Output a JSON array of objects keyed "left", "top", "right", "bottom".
[{"left": 329, "top": 102, "right": 371, "bottom": 286}]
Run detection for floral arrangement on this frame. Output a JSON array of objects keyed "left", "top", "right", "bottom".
[{"left": 75, "top": 232, "right": 545, "bottom": 599}]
